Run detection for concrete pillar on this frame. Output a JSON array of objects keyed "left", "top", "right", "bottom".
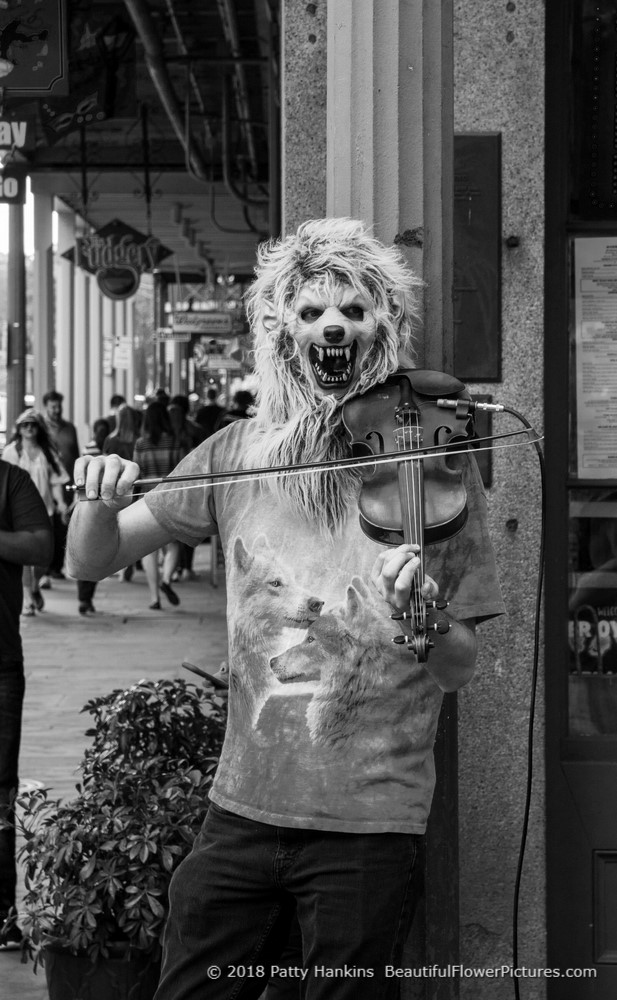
[
  {"left": 55, "top": 208, "right": 75, "bottom": 415},
  {"left": 32, "top": 192, "right": 54, "bottom": 409},
  {"left": 73, "top": 229, "right": 89, "bottom": 443},
  {"left": 325, "top": 0, "right": 453, "bottom": 369},
  {"left": 125, "top": 298, "right": 135, "bottom": 405},
  {"left": 102, "top": 295, "right": 115, "bottom": 408},
  {"left": 281, "top": 0, "right": 327, "bottom": 232},
  {"left": 170, "top": 342, "right": 181, "bottom": 395},
  {"left": 88, "top": 275, "right": 103, "bottom": 427},
  {"left": 6, "top": 204, "right": 26, "bottom": 429}
]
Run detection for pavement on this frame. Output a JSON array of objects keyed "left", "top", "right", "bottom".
[{"left": 1, "top": 542, "right": 228, "bottom": 1000}]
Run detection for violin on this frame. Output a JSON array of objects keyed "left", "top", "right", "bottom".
[{"left": 342, "top": 369, "right": 476, "bottom": 661}]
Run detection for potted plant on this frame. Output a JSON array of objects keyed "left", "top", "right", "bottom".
[{"left": 13, "top": 677, "right": 226, "bottom": 1000}]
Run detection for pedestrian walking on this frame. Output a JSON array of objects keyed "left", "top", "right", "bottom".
[
  {"left": 132, "top": 402, "right": 182, "bottom": 610},
  {"left": 2, "top": 410, "right": 70, "bottom": 616},
  {"left": 42, "top": 390, "right": 79, "bottom": 580}
]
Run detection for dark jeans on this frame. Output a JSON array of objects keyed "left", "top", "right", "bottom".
[
  {"left": 50, "top": 511, "right": 66, "bottom": 575},
  {"left": 77, "top": 580, "right": 97, "bottom": 604},
  {"left": 0, "top": 658, "right": 24, "bottom": 917},
  {"left": 156, "top": 802, "right": 424, "bottom": 1000}
]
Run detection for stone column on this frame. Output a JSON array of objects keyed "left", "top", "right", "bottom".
[
  {"left": 88, "top": 275, "right": 103, "bottom": 428},
  {"left": 55, "top": 207, "right": 75, "bottom": 414},
  {"left": 6, "top": 204, "right": 26, "bottom": 429},
  {"left": 73, "top": 226, "right": 89, "bottom": 442},
  {"left": 281, "top": 0, "right": 327, "bottom": 233},
  {"left": 101, "top": 295, "right": 115, "bottom": 409},
  {"left": 32, "top": 191, "right": 54, "bottom": 408},
  {"left": 325, "top": 0, "right": 453, "bottom": 369}
]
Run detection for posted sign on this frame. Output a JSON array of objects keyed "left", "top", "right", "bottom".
[{"left": 172, "top": 311, "right": 233, "bottom": 335}]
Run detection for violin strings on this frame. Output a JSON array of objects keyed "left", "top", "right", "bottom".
[{"left": 75, "top": 431, "right": 543, "bottom": 503}]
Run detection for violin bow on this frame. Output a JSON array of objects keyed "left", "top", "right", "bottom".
[{"left": 71, "top": 425, "right": 543, "bottom": 499}]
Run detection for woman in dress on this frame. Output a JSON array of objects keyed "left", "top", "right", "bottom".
[
  {"left": 2, "top": 409, "right": 70, "bottom": 615},
  {"left": 133, "top": 401, "right": 182, "bottom": 609}
]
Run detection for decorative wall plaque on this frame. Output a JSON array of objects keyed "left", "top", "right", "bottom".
[{"left": 453, "top": 133, "right": 502, "bottom": 381}]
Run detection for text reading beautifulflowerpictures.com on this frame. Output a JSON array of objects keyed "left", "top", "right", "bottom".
[{"left": 208, "top": 964, "right": 597, "bottom": 981}]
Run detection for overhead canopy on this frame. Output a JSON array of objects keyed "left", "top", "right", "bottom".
[{"left": 8, "top": 0, "right": 278, "bottom": 281}]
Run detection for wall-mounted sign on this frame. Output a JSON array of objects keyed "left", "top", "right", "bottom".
[
  {"left": 0, "top": 0, "right": 68, "bottom": 96},
  {"left": 64, "top": 219, "right": 172, "bottom": 300},
  {"left": 173, "top": 311, "right": 233, "bottom": 335}
]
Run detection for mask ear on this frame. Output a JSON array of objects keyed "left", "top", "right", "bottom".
[
  {"left": 390, "top": 290, "right": 404, "bottom": 319},
  {"left": 261, "top": 299, "right": 278, "bottom": 333}
]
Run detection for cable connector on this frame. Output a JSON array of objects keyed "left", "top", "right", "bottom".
[{"left": 437, "top": 397, "right": 506, "bottom": 413}]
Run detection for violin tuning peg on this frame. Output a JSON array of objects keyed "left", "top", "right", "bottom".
[
  {"left": 390, "top": 611, "right": 412, "bottom": 621},
  {"left": 392, "top": 635, "right": 408, "bottom": 645},
  {"left": 431, "top": 620, "right": 451, "bottom": 635}
]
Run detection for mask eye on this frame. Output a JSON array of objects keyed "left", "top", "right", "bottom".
[
  {"left": 300, "top": 307, "right": 323, "bottom": 323},
  {"left": 342, "top": 305, "right": 365, "bottom": 321}
]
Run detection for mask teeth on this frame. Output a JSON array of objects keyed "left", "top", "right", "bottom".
[{"left": 314, "top": 345, "right": 352, "bottom": 361}]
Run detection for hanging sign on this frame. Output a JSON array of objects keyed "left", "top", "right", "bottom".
[
  {"left": 0, "top": 0, "right": 68, "bottom": 96},
  {"left": 172, "top": 311, "right": 233, "bottom": 335},
  {"left": 155, "top": 327, "right": 192, "bottom": 343},
  {"left": 64, "top": 219, "right": 172, "bottom": 300}
]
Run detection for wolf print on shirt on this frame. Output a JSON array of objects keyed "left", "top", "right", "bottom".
[{"left": 227, "top": 534, "right": 324, "bottom": 726}]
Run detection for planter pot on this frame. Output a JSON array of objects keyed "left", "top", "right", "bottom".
[{"left": 44, "top": 945, "right": 161, "bottom": 1000}]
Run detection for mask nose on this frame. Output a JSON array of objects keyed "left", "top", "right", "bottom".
[{"left": 323, "top": 326, "right": 345, "bottom": 344}]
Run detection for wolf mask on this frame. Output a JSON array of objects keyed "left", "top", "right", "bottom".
[{"left": 244, "top": 217, "right": 422, "bottom": 533}]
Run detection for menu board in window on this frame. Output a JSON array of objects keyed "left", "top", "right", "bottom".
[{"left": 573, "top": 237, "right": 617, "bottom": 479}]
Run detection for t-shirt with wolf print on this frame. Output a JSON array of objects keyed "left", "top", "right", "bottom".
[{"left": 145, "top": 420, "right": 505, "bottom": 835}]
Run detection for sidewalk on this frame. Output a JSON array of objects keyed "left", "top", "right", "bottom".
[{"left": 2, "top": 543, "right": 228, "bottom": 1000}]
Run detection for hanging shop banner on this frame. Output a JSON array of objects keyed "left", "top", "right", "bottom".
[
  {"left": 573, "top": 237, "right": 617, "bottom": 478},
  {"left": 39, "top": 2, "right": 136, "bottom": 144},
  {"left": 0, "top": 0, "right": 68, "bottom": 96},
  {"left": 172, "top": 311, "right": 234, "bottom": 335},
  {"left": 64, "top": 219, "right": 172, "bottom": 301}
]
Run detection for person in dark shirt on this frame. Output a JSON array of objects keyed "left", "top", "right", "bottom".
[
  {"left": 215, "top": 389, "right": 255, "bottom": 430},
  {"left": 42, "top": 390, "right": 79, "bottom": 579},
  {"left": 0, "top": 461, "right": 52, "bottom": 949},
  {"left": 194, "top": 388, "right": 225, "bottom": 439}
]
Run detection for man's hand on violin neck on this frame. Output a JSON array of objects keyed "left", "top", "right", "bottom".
[
  {"left": 74, "top": 454, "right": 140, "bottom": 508},
  {"left": 371, "top": 543, "right": 438, "bottom": 611}
]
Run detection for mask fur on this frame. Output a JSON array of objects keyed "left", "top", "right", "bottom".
[{"left": 244, "top": 217, "right": 422, "bottom": 533}]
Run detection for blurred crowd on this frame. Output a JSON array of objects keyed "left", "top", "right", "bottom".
[{"left": 1, "top": 385, "right": 255, "bottom": 618}]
